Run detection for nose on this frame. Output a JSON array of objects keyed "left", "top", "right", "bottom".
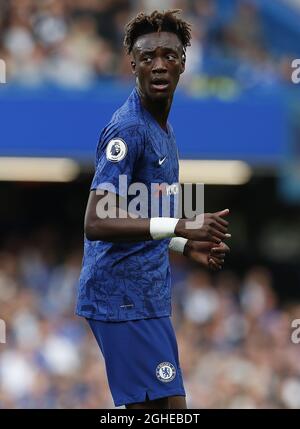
[{"left": 152, "top": 56, "right": 167, "bottom": 73}]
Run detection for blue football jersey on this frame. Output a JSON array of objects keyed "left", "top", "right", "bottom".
[{"left": 76, "top": 88, "right": 179, "bottom": 321}]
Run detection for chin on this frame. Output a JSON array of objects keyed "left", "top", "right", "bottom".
[{"left": 149, "top": 89, "right": 172, "bottom": 101}]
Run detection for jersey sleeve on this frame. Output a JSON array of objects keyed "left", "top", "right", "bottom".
[{"left": 90, "top": 125, "right": 145, "bottom": 197}]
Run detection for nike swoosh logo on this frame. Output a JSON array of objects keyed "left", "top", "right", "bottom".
[{"left": 158, "top": 156, "right": 167, "bottom": 166}]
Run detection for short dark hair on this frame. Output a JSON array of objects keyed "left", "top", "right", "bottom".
[{"left": 123, "top": 9, "right": 192, "bottom": 55}]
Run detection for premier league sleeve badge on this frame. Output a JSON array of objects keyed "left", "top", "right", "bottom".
[{"left": 106, "top": 138, "right": 128, "bottom": 162}]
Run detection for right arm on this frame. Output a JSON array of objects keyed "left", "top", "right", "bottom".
[
  {"left": 86, "top": 125, "right": 230, "bottom": 243},
  {"left": 84, "top": 190, "right": 152, "bottom": 242},
  {"left": 84, "top": 189, "right": 230, "bottom": 243}
]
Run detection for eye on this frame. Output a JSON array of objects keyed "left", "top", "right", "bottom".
[
  {"left": 142, "top": 56, "right": 152, "bottom": 64},
  {"left": 166, "top": 54, "right": 177, "bottom": 61}
]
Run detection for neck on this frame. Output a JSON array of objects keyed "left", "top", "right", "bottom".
[{"left": 137, "top": 87, "right": 172, "bottom": 131}]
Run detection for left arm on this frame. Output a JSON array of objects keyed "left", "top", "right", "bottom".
[{"left": 169, "top": 238, "right": 230, "bottom": 271}]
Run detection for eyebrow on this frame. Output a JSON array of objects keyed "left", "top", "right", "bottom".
[{"left": 138, "top": 47, "right": 179, "bottom": 56}]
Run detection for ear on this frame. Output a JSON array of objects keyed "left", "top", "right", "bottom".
[
  {"left": 180, "top": 52, "right": 186, "bottom": 74},
  {"left": 131, "top": 59, "right": 136, "bottom": 75}
]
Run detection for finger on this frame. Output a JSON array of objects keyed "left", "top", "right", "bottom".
[
  {"left": 210, "top": 251, "right": 225, "bottom": 260},
  {"left": 211, "top": 249, "right": 228, "bottom": 257},
  {"left": 216, "top": 218, "right": 229, "bottom": 228},
  {"left": 211, "top": 252, "right": 226, "bottom": 259},
  {"left": 211, "top": 257, "right": 225, "bottom": 264},
  {"left": 209, "top": 258, "right": 221, "bottom": 271},
  {"left": 211, "top": 214, "right": 229, "bottom": 228},
  {"left": 222, "top": 243, "right": 231, "bottom": 251},
  {"left": 213, "top": 209, "right": 229, "bottom": 225},
  {"left": 215, "top": 209, "right": 230, "bottom": 218},
  {"left": 210, "top": 236, "right": 222, "bottom": 244},
  {"left": 193, "top": 241, "right": 215, "bottom": 250},
  {"left": 212, "top": 243, "right": 230, "bottom": 253},
  {"left": 210, "top": 228, "right": 227, "bottom": 240},
  {"left": 211, "top": 254, "right": 224, "bottom": 266},
  {"left": 211, "top": 253, "right": 226, "bottom": 261},
  {"left": 211, "top": 221, "right": 228, "bottom": 234},
  {"left": 211, "top": 248, "right": 226, "bottom": 256},
  {"left": 208, "top": 261, "right": 218, "bottom": 271}
]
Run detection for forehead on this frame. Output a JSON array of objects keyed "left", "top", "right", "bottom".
[{"left": 133, "top": 31, "right": 182, "bottom": 54}]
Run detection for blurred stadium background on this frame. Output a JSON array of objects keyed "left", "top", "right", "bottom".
[{"left": 1, "top": 0, "right": 300, "bottom": 409}]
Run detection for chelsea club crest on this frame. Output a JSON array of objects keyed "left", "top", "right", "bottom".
[{"left": 156, "top": 362, "right": 176, "bottom": 382}]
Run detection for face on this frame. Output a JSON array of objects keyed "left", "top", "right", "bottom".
[{"left": 131, "top": 32, "right": 185, "bottom": 102}]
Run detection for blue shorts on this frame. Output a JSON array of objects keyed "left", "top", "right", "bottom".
[{"left": 87, "top": 316, "right": 186, "bottom": 407}]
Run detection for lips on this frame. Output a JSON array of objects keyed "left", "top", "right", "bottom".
[{"left": 150, "top": 78, "right": 170, "bottom": 91}]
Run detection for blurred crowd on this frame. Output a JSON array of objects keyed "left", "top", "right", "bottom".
[
  {"left": 0, "top": 0, "right": 296, "bottom": 88},
  {"left": 1, "top": 231, "right": 300, "bottom": 409}
]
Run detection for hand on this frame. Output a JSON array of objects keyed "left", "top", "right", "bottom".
[
  {"left": 183, "top": 240, "right": 230, "bottom": 271},
  {"left": 175, "top": 209, "right": 230, "bottom": 244}
]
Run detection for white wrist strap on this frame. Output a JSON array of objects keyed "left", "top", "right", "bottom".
[
  {"left": 169, "top": 237, "right": 188, "bottom": 254},
  {"left": 150, "top": 217, "right": 179, "bottom": 240}
]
